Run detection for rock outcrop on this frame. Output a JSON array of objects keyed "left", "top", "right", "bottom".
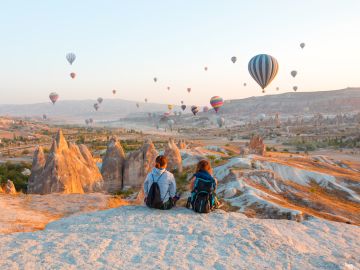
[
  {"left": 177, "top": 140, "right": 187, "bottom": 150},
  {"left": 164, "top": 138, "right": 182, "bottom": 173},
  {"left": 101, "top": 137, "right": 126, "bottom": 192},
  {"left": 5, "top": 180, "right": 16, "bottom": 194},
  {"left": 28, "top": 130, "right": 103, "bottom": 194},
  {"left": 249, "top": 135, "right": 266, "bottom": 156},
  {"left": 123, "top": 140, "right": 158, "bottom": 187}
]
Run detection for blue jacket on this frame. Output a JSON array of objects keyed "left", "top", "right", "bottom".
[
  {"left": 193, "top": 170, "right": 217, "bottom": 191},
  {"left": 144, "top": 168, "right": 176, "bottom": 202}
]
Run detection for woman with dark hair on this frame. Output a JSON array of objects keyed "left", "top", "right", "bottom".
[
  {"left": 144, "top": 155, "right": 178, "bottom": 210},
  {"left": 187, "top": 160, "right": 219, "bottom": 213}
]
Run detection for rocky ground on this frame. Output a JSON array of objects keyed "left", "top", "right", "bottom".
[{"left": 0, "top": 206, "right": 359, "bottom": 270}]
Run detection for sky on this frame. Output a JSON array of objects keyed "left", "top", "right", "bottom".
[{"left": 0, "top": 0, "right": 359, "bottom": 105}]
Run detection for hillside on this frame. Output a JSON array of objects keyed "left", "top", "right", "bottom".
[{"left": 0, "top": 88, "right": 359, "bottom": 124}]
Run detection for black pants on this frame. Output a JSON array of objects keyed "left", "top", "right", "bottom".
[{"left": 161, "top": 199, "right": 174, "bottom": 210}]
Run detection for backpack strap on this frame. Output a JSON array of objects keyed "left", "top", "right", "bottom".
[{"left": 151, "top": 170, "right": 166, "bottom": 183}]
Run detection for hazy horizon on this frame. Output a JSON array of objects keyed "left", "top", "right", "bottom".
[{"left": 1, "top": 0, "right": 359, "bottom": 105}]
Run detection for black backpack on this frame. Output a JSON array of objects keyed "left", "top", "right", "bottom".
[
  {"left": 146, "top": 172, "right": 165, "bottom": 209},
  {"left": 191, "top": 178, "right": 215, "bottom": 213}
]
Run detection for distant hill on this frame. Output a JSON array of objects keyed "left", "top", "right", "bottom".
[
  {"left": 0, "top": 88, "right": 359, "bottom": 123},
  {"left": 222, "top": 87, "right": 360, "bottom": 117}
]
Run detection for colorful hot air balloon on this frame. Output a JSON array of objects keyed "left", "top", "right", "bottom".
[
  {"left": 203, "top": 106, "right": 209, "bottom": 113},
  {"left": 291, "top": 70, "right": 297, "bottom": 78},
  {"left": 97, "top": 97, "right": 103, "bottom": 104},
  {"left": 187, "top": 88, "right": 191, "bottom": 93},
  {"left": 181, "top": 100, "right": 184, "bottom": 105},
  {"left": 248, "top": 54, "right": 279, "bottom": 90},
  {"left": 145, "top": 98, "right": 148, "bottom": 103},
  {"left": 181, "top": 105, "right": 186, "bottom": 111},
  {"left": 70, "top": 72, "right": 76, "bottom": 79},
  {"left": 94, "top": 103, "right": 99, "bottom": 111},
  {"left": 300, "top": 43, "right": 305, "bottom": 49},
  {"left": 231, "top": 56, "right": 237, "bottom": 63},
  {"left": 167, "top": 86, "right": 170, "bottom": 91},
  {"left": 204, "top": 66, "right": 208, "bottom": 71},
  {"left": 293, "top": 86, "right": 298, "bottom": 92},
  {"left": 168, "top": 104, "right": 173, "bottom": 111},
  {"left": 112, "top": 89, "right": 116, "bottom": 95},
  {"left": 66, "top": 53, "right": 76, "bottom": 65},
  {"left": 191, "top": 105, "right": 199, "bottom": 115},
  {"left": 164, "top": 112, "right": 170, "bottom": 117},
  {"left": 243, "top": 83, "right": 247, "bottom": 87},
  {"left": 217, "top": 117, "right": 225, "bottom": 128},
  {"left": 276, "top": 87, "right": 280, "bottom": 91},
  {"left": 49, "top": 92, "right": 59, "bottom": 104},
  {"left": 210, "top": 96, "right": 224, "bottom": 113},
  {"left": 153, "top": 77, "right": 157, "bottom": 82}
]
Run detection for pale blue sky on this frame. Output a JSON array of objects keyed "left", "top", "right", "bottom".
[{"left": 0, "top": 0, "right": 359, "bottom": 105}]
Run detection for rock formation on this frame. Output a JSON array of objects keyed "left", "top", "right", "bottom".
[
  {"left": 164, "top": 138, "right": 182, "bottom": 173},
  {"left": 101, "top": 137, "right": 126, "bottom": 192},
  {"left": 177, "top": 139, "right": 187, "bottom": 150},
  {"left": 28, "top": 129, "right": 103, "bottom": 194},
  {"left": 5, "top": 180, "right": 16, "bottom": 194},
  {"left": 249, "top": 135, "right": 266, "bottom": 156},
  {"left": 123, "top": 139, "right": 158, "bottom": 187},
  {"left": 0, "top": 185, "right": 3, "bottom": 193}
]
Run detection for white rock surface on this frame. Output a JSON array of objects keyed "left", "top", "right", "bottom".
[{"left": 0, "top": 206, "right": 359, "bottom": 270}]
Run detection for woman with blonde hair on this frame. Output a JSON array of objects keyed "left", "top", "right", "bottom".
[{"left": 187, "top": 160, "right": 219, "bottom": 213}]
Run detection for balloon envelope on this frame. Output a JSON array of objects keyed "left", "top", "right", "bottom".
[
  {"left": 291, "top": 70, "right": 297, "bottom": 78},
  {"left": 70, "top": 72, "right": 76, "bottom": 79},
  {"left": 217, "top": 117, "right": 225, "bottom": 128},
  {"left": 97, "top": 97, "right": 103, "bottom": 104},
  {"left": 153, "top": 77, "right": 157, "bottom": 82},
  {"left": 248, "top": 54, "right": 279, "bottom": 90},
  {"left": 66, "top": 53, "right": 76, "bottom": 65},
  {"left": 94, "top": 103, "right": 99, "bottom": 111},
  {"left": 231, "top": 56, "right": 237, "bottom": 63},
  {"left": 181, "top": 105, "right": 186, "bottom": 111},
  {"left": 300, "top": 43, "right": 305, "bottom": 49},
  {"left": 293, "top": 86, "right": 298, "bottom": 91},
  {"left": 210, "top": 96, "right": 224, "bottom": 113},
  {"left": 187, "top": 88, "right": 191, "bottom": 93},
  {"left": 112, "top": 89, "right": 116, "bottom": 95},
  {"left": 203, "top": 106, "right": 209, "bottom": 113},
  {"left": 191, "top": 105, "right": 199, "bottom": 115},
  {"left": 49, "top": 92, "right": 59, "bottom": 104},
  {"left": 168, "top": 104, "right": 173, "bottom": 111}
]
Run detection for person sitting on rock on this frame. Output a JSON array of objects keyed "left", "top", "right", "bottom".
[
  {"left": 144, "top": 155, "right": 178, "bottom": 210},
  {"left": 186, "top": 160, "right": 220, "bottom": 213}
]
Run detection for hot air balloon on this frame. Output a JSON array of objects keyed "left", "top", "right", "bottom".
[
  {"left": 167, "top": 86, "right": 170, "bottom": 91},
  {"left": 66, "top": 53, "right": 76, "bottom": 65},
  {"left": 148, "top": 112, "right": 152, "bottom": 118},
  {"left": 42, "top": 114, "right": 47, "bottom": 120},
  {"left": 181, "top": 100, "right": 184, "bottom": 105},
  {"left": 136, "top": 103, "right": 140, "bottom": 108},
  {"left": 112, "top": 89, "right": 116, "bottom": 95},
  {"left": 181, "top": 105, "right": 186, "bottom": 111},
  {"left": 153, "top": 77, "right": 157, "bottom": 82},
  {"left": 243, "top": 83, "right": 247, "bottom": 87},
  {"left": 187, "top": 88, "right": 191, "bottom": 93},
  {"left": 49, "top": 92, "right": 59, "bottom": 104},
  {"left": 145, "top": 98, "right": 148, "bottom": 103},
  {"left": 191, "top": 105, "right": 199, "bottom": 116},
  {"left": 204, "top": 66, "right": 208, "bottom": 71},
  {"left": 203, "top": 106, "right": 209, "bottom": 113},
  {"left": 70, "top": 72, "right": 76, "bottom": 79},
  {"left": 300, "top": 43, "right": 305, "bottom": 49},
  {"left": 248, "top": 54, "right": 279, "bottom": 91},
  {"left": 89, "top": 118, "right": 93, "bottom": 124},
  {"left": 168, "top": 119, "right": 174, "bottom": 131},
  {"left": 231, "top": 56, "right": 237, "bottom": 63},
  {"left": 168, "top": 104, "right": 173, "bottom": 111},
  {"left": 85, "top": 119, "right": 89, "bottom": 125},
  {"left": 257, "top": 113, "right": 266, "bottom": 121},
  {"left": 291, "top": 70, "right": 297, "bottom": 78},
  {"left": 293, "top": 86, "right": 298, "bottom": 92},
  {"left": 97, "top": 97, "right": 103, "bottom": 104},
  {"left": 276, "top": 87, "right": 280, "bottom": 91},
  {"left": 210, "top": 96, "right": 224, "bottom": 113},
  {"left": 94, "top": 103, "right": 99, "bottom": 111},
  {"left": 217, "top": 117, "right": 225, "bottom": 128}
]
